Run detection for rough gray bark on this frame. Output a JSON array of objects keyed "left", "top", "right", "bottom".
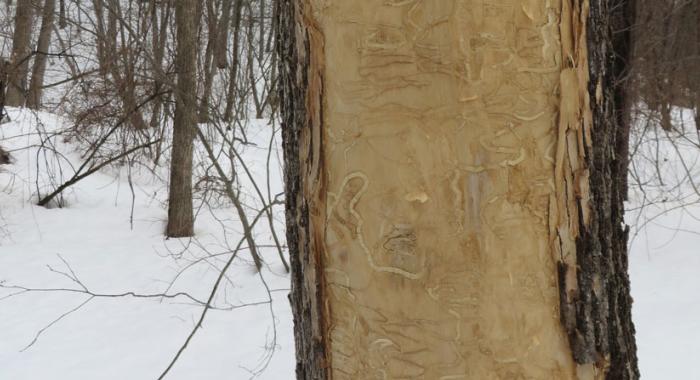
[
  {"left": 562, "top": 0, "right": 639, "bottom": 378},
  {"left": 166, "top": 0, "right": 198, "bottom": 238},
  {"left": 27, "top": 0, "right": 56, "bottom": 110},
  {"left": 5, "top": 0, "right": 34, "bottom": 107}
]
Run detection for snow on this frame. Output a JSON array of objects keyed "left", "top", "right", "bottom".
[
  {"left": 1, "top": 105, "right": 699, "bottom": 379},
  {"left": 627, "top": 106, "right": 700, "bottom": 379},
  {"left": 0, "top": 108, "right": 294, "bottom": 379}
]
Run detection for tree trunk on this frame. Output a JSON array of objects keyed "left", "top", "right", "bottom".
[
  {"left": 0, "top": 59, "right": 7, "bottom": 117},
  {"left": 215, "top": 0, "right": 233, "bottom": 69},
  {"left": 92, "top": 0, "right": 148, "bottom": 130},
  {"left": 5, "top": 0, "right": 34, "bottom": 107},
  {"left": 278, "top": 0, "right": 639, "bottom": 379},
  {"left": 58, "top": 0, "right": 66, "bottom": 29},
  {"left": 0, "top": 59, "right": 8, "bottom": 164},
  {"left": 148, "top": 0, "right": 171, "bottom": 132},
  {"left": 223, "top": 0, "right": 243, "bottom": 122},
  {"left": 166, "top": 0, "right": 198, "bottom": 238},
  {"left": 198, "top": 0, "right": 217, "bottom": 124},
  {"left": 27, "top": 0, "right": 56, "bottom": 110}
]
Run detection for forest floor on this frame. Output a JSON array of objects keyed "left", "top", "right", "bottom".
[{"left": 0, "top": 107, "right": 698, "bottom": 379}]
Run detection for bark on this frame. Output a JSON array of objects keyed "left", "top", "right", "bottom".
[
  {"left": 215, "top": 0, "right": 233, "bottom": 69},
  {"left": 27, "top": 0, "right": 56, "bottom": 110},
  {"left": 223, "top": 0, "right": 243, "bottom": 122},
  {"left": 1, "top": 61, "right": 10, "bottom": 164},
  {"left": 279, "top": 0, "right": 638, "bottom": 379},
  {"left": 5, "top": 0, "right": 35, "bottom": 107},
  {"left": 245, "top": 0, "right": 262, "bottom": 118},
  {"left": 148, "top": 0, "right": 171, "bottom": 131},
  {"left": 58, "top": 0, "right": 66, "bottom": 28},
  {"left": 0, "top": 59, "right": 7, "bottom": 116},
  {"left": 581, "top": 1, "right": 638, "bottom": 377},
  {"left": 166, "top": 0, "right": 198, "bottom": 238},
  {"left": 258, "top": 0, "right": 265, "bottom": 62},
  {"left": 278, "top": 1, "right": 329, "bottom": 377},
  {"left": 198, "top": 0, "right": 217, "bottom": 123}
]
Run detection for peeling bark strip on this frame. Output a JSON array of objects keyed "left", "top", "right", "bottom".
[
  {"left": 280, "top": 0, "right": 638, "bottom": 379},
  {"left": 555, "top": 0, "right": 639, "bottom": 378},
  {"left": 277, "top": 1, "right": 330, "bottom": 378}
]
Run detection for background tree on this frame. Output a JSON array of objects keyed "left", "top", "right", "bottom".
[
  {"left": 26, "top": 0, "right": 55, "bottom": 109},
  {"left": 165, "top": 0, "right": 198, "bottom": 238},
  {"left": 278, "top": 0, "right": 638, "bottom": 378},
  {"left": 1, "top": 57, "right": 9, "bottom": 164},
  {"left": 5, "top": 0, "right": 33, "bottom": 107}
]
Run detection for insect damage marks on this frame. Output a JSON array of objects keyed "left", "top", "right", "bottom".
[{"left": 552, "top": 0, "right": 639, "bottom": 379}]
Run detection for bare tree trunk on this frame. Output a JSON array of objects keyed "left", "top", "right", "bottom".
[
  {"left": 27, "top": 0, "right": 56, "bottom": 110},
  {"left": 166, "top": 0, "right": 198, "bottom": 238},
  {"left": 245, "top": 1, "right": 261, "bottom": 118},
  {"left": 198, "top": 0, "right": 217, "bottom": 124},
  {"left": 0, "top": 60, "right": 9, "bottom": 164},
  {"left": 258, "top": 0, "right": 265, "bottom": 62},
  {"left": 215, "top": 0, "right": 233, "bottom": 69},
  {"left": 278, "top": 0, "right": 639, "bottom": 379},
  {"left": 5, "top": 0, "right": 35, "bottom": 107},
  {"left": 58, "top": 0, "right": 66, "bottom": 28},
  {"left": 148, "top": 0, "right": 171, "bottom": 131},
  {"left": 223, "top": 0, "right": 243, "bottom": 122},
  {"left": 92, "top": 0, "right": 148, "bottom": 130}
]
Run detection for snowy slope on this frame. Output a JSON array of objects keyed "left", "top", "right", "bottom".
[{"left": 0, "top": 106, "right": 699, "bottom": 379}]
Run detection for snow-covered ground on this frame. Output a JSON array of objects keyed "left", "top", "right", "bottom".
[
  {"left": 0, "top": 109, "right": 294, "bottom": 379},
  {"left": 1, "top": 106, "right": 699, "bottom": 379},
  {"left": 627, "top": 107, "right": 700, "bottom": 379}
]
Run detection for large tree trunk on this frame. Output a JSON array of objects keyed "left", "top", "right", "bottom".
[
  {"left": 278, "top": 0, "right": 638, "bottom": 379},
  {"left": 166, "top": 0, "right": 198, "bottom": 238},
  {"left": 5, "top": 0, "right": 34, "bottom": 107},
  {"left": 26, "top": 0, "right": 56, "bottom": 110}
]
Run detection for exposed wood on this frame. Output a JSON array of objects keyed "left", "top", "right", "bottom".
[{"left": 279, "top": 0, "right": 638, "bottom": 379}]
